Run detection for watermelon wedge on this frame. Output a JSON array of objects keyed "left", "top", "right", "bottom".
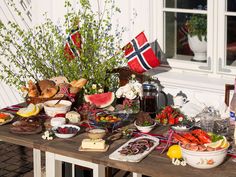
[{"left": 84, "top": 92, "right": 115, "bottom": 108}]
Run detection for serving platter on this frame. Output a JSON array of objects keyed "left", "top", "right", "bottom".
[
  {"left": 0, "top": 112, "right": 14, "bottom": 126},
  {"left": 109, "top": 135, "right": 159, "bottom": 162}
]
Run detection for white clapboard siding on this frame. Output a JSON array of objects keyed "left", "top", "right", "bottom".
[
  {"left": 0, "top": 81, "right": 23, "bottom": 109},
  {"left": 0, "top": 0, "right": 31, "bottom": 108}
]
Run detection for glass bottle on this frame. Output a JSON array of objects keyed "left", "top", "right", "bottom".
[{"left": 230, "top": 78, "right": 236, "bottom": 124}]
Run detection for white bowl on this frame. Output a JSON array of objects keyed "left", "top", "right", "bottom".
[
  {"left": 44, "top": 100, "right": 72, "bottom": 117},
  {"left": 134, "top": 121, "right": 156, "bottom": 133},
  {"left": 171, "top": 125, "right": 192, "bottom": 132},
  {"left": 52, "top": 124, "right": 80, "bottom": 139},
  {"left": 181, "top": 146, "right": 228, "bottom": 169},
  {"left": 50, "top": 117, "right": 66, "bottom": 127}
]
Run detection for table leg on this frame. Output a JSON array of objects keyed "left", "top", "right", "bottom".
[
  {"left": 93, "top": 164, "right": 106, "bottom": 177},
  {"left": 133, "top": 172, "right": 142, "bottom": 177},
  {"left": 33, "top": 149, "right": 41, "bottom": 177},
  {"left": 45, "top": 152, "right": 106, "bottom": 177},
  {"left": 46, "top": 152, "right": 55, "bottom": 177}
]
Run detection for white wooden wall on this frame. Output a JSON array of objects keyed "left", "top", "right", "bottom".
[{"left": 0, "top": 0, "right": 31, "bottom": 109}]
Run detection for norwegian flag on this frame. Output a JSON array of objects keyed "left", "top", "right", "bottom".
[
  {"left": 64, "top": 28, "right": 82, "bottom": 61},
  {"left": 124, "top": 32, "right": 160, "bottom": 73}
]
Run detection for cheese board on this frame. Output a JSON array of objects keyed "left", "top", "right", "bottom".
[{"left": 109, "top": 135, "right": 159, "bottom": 162}]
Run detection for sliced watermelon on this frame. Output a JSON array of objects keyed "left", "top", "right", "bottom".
[{"left": 84, "top": 92, "right": 115, "bottom": 108}]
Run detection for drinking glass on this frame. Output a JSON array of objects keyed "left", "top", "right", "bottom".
[
  {"left": 200, "top": 115, "right": 214, "bottom": 132},
  {"left": 213, "top": 118, "right": 230, "bottom": 136}
]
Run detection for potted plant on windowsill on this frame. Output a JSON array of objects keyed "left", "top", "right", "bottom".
[{"left": 186, "top": 14, "right": 207, "bottom": 62}]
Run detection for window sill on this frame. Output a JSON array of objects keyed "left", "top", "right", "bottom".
[{"left": 148, "top": 67, "right": 233, "bottom": 95}]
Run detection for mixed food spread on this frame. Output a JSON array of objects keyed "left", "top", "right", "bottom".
[{"left": 0, "top": 76, "right": 233, "bottom": 170}]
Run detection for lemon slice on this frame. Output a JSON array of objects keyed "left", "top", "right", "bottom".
[
  {"left": 17, "top": 103, "right": 37, "bottom": 117},
  {"left": 32, "top": 105, "right": 40, "bottom": 116},
  {"left": 221, "top": 136, "right": 229, "bottom": 148},
  {"left": 205, "top": 139, "right": 223, "bottom": 148}
]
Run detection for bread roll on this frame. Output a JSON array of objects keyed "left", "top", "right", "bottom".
[
  {"left": 41, "top": 86, "right": 58, "bottom": 98},
  {"left": 70, "top": 78, "right": 87, "bottom": 88},
  {"left": 38, "top": 80, "right": 56, "bottom": 92},
  {"left": 50, "top": 76, "right": 69, "bottom": 85}
]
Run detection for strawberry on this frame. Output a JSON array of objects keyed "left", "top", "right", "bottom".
[{"left": 168, "top": 117, "right": 175, "bottom": 125}]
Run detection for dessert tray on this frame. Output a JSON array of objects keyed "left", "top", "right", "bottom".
[{"left": 109, "top": 135, "right": 159, "bottom": 162}]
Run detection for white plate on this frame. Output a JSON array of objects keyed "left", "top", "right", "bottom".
[
  {"left": 109, "top": 135, "right": 159, "bottom": 162},
  {"left": 0, "top": 112, "right": 14, "bottom": 125}
]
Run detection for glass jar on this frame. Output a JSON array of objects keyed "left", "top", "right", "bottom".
[{"left": 141, "top": 84, "right": 157, "bottom": 113}]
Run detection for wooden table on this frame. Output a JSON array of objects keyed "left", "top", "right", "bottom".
[{"left": 0, "top": 114, "right": 236, "bottom": 177}]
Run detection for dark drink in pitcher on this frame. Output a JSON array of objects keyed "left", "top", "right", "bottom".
[{"left": 141, "top": 96, "right": 157, "bottom": 113}]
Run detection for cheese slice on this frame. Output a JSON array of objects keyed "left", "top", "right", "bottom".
[{"left": 81, "top": 139, "right": 105, "bottom": 150}]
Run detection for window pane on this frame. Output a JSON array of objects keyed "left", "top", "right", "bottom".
[
  {"left": 165, "top": 12, "right": 207, "bottom": 62},
  {"left": 165, "top": 0, "right": 207, "bottom": 10},
  {"left": 226, "top": 16, "right": 236, "bottom": 66},
  {"left": 227, "top": 0, "right": 236, "bottom": 12}
]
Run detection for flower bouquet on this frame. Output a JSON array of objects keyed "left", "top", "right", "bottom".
[{"left": 115, "top": 75, "right": 142, "bottom": 114}]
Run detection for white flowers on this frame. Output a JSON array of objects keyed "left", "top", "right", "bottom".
[
  {"left": 172, "top": 158, "right": 186, "bottom": 166},
  {"left": 42, "top": 130, "right": 54, "bottom": 140},
  {"left": 116, "top": 81, "right": 142, "bottom": 100},
  {"left": 92, "top": 84, "right": 97, "bottom": 90}
]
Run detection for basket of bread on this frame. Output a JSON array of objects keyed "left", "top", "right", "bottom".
[{"left": 21, "top": 76, "right": 87, "bottom": 104}]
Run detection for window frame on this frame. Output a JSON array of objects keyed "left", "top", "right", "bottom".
[
  {"left": 217, "top": 0, "right": 236, "bottom": 75},
  {"left": 154, "top": 0, "right": 236, "bottom": 77}
]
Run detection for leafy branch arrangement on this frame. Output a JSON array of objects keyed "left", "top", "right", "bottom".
[{"left": 0, "top": 0, "right": 125, "bottom": 93}]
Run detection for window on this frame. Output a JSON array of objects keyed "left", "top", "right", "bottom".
[
  {"left": 156, "top": 0, "right": 236, "bottom": 76},
  {"left": 218, "top": 0, "right": 236, "bottom": 74}
]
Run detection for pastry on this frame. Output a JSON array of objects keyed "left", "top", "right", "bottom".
[{"left": 28, "top": 89, "right": 39, "bottom": 98}]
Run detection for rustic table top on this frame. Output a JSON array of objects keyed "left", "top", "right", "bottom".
[{"left": 0, "top": 108, "right": 236, "bottom": 177}]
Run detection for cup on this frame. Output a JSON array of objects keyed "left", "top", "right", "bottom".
[
  {"left": 213, "top": 118, "right": 230, "bottom": 136},
  {"left": 173, "top": 95, "right": 187, "bottom": 108}
]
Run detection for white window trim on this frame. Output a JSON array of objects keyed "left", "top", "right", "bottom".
[
  {"left": 150, "top": 0, "right": 234, "bottom": 96},
  {"left": 217, "top": 0, "right": 236, "bottom": 75}
]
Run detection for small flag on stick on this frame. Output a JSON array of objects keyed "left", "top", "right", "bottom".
[{"left": 64, "top": 28, "right": 82, "bottom": 61}]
